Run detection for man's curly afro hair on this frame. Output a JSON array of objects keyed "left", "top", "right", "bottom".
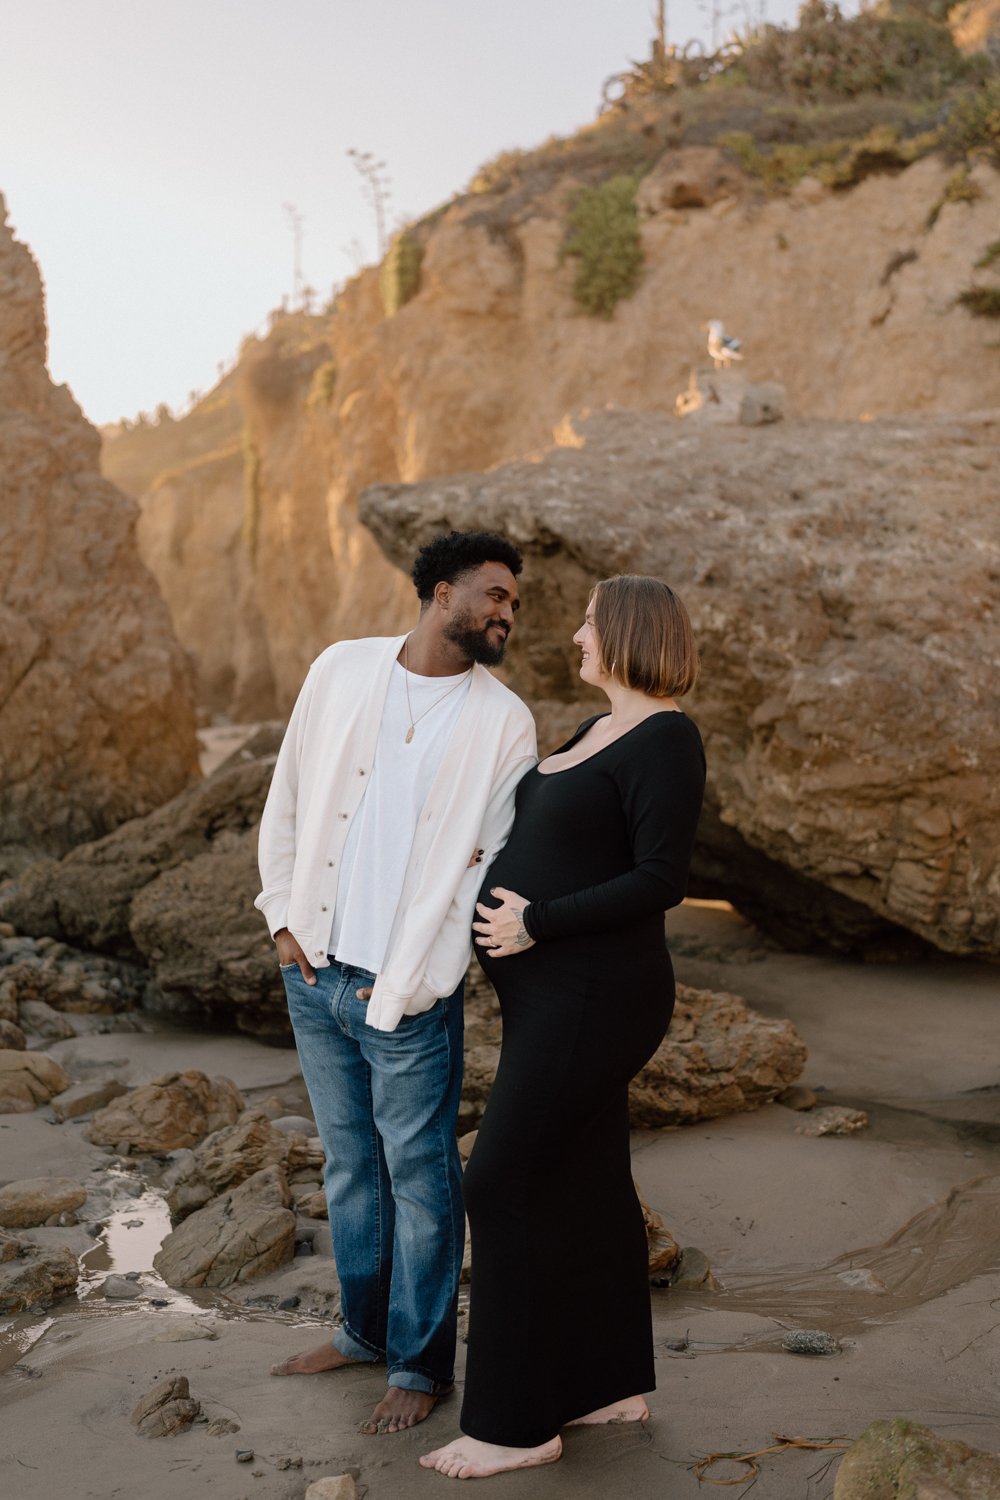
[{"left": 411, "top": 531, "right": 523, "bottom": 603}]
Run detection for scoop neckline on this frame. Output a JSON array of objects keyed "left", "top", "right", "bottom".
[{"left": 535, "top": 708, "right": 687, "bottom": 777}]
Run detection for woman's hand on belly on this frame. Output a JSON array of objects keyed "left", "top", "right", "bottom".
[{"left": 474, "top": 887, "right": 536, "bottom": 959}]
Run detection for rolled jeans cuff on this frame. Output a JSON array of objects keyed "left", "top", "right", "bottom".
[
  {"left": 388, "top": 1367, "right": 443, "bottom": 1395},
  {"left": 333, "top": 1323, "right": 381, "bottom": 1363}
]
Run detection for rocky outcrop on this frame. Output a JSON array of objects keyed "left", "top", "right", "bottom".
[
  {"left": 86, "top": 1070, "right": 244, "bottom": 1151},
  {"left": 461, "top": 976, "right": 806, "bottom": 1129},
  {"left": 0, "top": 1227, "right": 78, "bottom": 1310},
  {"left": 0, "top": 197, "right": 198, "bottom": 876},
  {"left": 153, "top": 1164, "right": 296, "bottom": 1288},
  {"left": 834, "top": 1419, "right": 1000, "bottom": 1499},
  {"left": 102, "top": 149, "right": 1000, "bottom": 722},
  {"left": 361, "top": 407, "right": 1000, "bottom": 959},
  {"left": 1, "top": 732, "right": 283, "bottom": 1037}
]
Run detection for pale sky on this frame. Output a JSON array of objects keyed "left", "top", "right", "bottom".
[{"left": 3, "top": 0, "right": 801, "bottom": 425}]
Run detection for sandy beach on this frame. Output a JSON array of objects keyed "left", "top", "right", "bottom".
[{"left": 2, "top": 900, "right": 997, "bottom": 1499}]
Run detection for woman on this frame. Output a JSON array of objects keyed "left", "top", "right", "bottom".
[{"left": 421, "top": 574, "right": 706, "bottom": 1480}]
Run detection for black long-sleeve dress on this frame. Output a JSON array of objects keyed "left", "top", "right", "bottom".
[{"left": 460, "top": 710, "right": 706, "bottom": 1447}]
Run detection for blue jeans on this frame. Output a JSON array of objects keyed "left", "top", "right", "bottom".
[{"left": 281, "top": 957, "right": 464, "bottom": 1393}]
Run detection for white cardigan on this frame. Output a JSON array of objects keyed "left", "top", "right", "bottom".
[{"left": 255, "top": 635, "right": 537, "bottom": 1031}]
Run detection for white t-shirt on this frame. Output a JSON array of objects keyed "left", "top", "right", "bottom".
[{"left": 328, "top": 661, "right": 473, "bottom": 974}]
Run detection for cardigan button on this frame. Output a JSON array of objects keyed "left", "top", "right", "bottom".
[
  {"left": 338, "top": 812, "right": 348, "bottom": 820},
  {"left": 327, "top": 859, "right": 334, "bottom": 867},
  {"left": 359, "top": 768, "right": 366, "bottom": 776},
  {"left": 321, "top": 904, "right": 328, "bottom": 912}
]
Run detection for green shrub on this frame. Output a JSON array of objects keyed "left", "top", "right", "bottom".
[
  {"left": 561, "top": 174, "right": 643, "bottom": 317},
  {"left": 380, "top": 231, "right": 424, "bottom": 316},
  {"left": 725, "top": 0, "right": 968, "bottom": 100},
  {"left": 308, "top": 358, "right": 337, "bottom": 406},
  {"left": 942, "top": 76, "right": 1000, "bottom": 163},
  {"left": 956, "top": 286, "right": 1000, "bottom": 317},
  {"left": 718, "top": 122, "right": 926, "bottom": 190},
  {"left": 926, "top": 166, "right": 982, "bottom": 226}
]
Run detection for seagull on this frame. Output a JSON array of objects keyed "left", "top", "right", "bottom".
[{"left": 706, "top": 320, "right": 743, "bottom": 369}]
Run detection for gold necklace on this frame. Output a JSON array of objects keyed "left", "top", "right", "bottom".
[{"left": 401, "top": 638, "right": 471, "bottom": 743}]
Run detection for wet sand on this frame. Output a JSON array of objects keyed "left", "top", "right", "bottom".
[{"left": 2, "top": 901, "right": 998, "bottom": 1498}]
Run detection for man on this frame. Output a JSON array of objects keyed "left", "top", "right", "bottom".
[{"left": 256, "top": 530, "right": 535, "bottom": 1436}]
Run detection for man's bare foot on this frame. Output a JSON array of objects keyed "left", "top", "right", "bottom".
[
  {"left": 360, "top": 1384, "right": 454, "bottom": 1435},
  {"left": 270, "top": 1341, "right": 357, "bottom": 1377},
  {"left": 419, "top": 1434, "right": 562, "bottom": 1478},
  {"left": 565, "top": 1394, "right": 649, "bottom": 1425}
]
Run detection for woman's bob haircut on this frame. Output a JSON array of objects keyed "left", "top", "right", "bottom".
[{"left": 591, "top": 574, "right": 698, "bottom": 698}]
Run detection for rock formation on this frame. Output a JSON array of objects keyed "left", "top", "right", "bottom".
[
  {"left": 0, "top": 1228, "right": 78, "bottom": 1311},
  {"left": 1, "top": 729, "right": 284, "bottom": 1036},
  {"left": 361, "top": 407, "right": 1000, "bottom": 958},
  {"left": 153, "top": 1163, "right": 296, "bottom": 1288},
  {"left": 0, "top": 197, "right": 199, "bottom": 875},
  {"left": 86, "top": 1070, "right": 244, "bottom": 1151},
  {"left": 102, "top": 147, "right": 1000, "bottom": 721},
  {"left": 834, "top": 1418, "right": 1000, "bottom": 1499}
]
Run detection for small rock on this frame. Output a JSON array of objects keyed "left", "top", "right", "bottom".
[
  {"left": 457, "top": 1129, "right": 478, "bottom": 1161},
  {"left": 838, "top": 1267, "right": 888, "bottom": 1294},
  {"left": 297, "top": 1190, "right": 328, "bottom": 1219},
  {"left": 776, "top": 1085, "right": 818, "bottom": 1112},
  {"left": 640, "top": 1195, "right": 681, "bottom": 1278},
  {"left": 295, "top": 1238, "right": 315, "bottom": 1256},
  {"left": 0, "top": 1019, "right": 26, "bottom": 1050},
  {"left": 277, "top": 1294, "right": 301, "bottom": 1310},
  {"left": 131, "top": 1375, "right": 201, "bottom": 1437},
  {"left": 149, "top": 1297, "right": 170, "bottom": 1306},
  {"left": 0, "top": 1177, "right": 87, "bottom": 1229},
  {"left": 206, "top": 1418, "right": 241, "bottom": 1436},
  {"left": 796, "top": 1106, "right": 868, "bottom": 1137},
  {"left": 51, "top": 1077, "right": 129, "bottom": 1121},
  {"left": 305, "top": 1478, "right": 358, "bottom": 1500},
  {"left": 16, "top": 1000, "right": 77, "bottom": 1040},
  {"left": 782, "top": 1329, "right": 842, "bottom": 1356},
  {"left": 275, "top": 1455, "right": 303, "bottom": 1470},
  {"left": 99, "top": 1275, "right": 140, "bottom": 1299},
  {"left": 669, "top": 1246, "right": 717, "bottom": 1290},
  {"left": 236, "top": 1448, "right": 254, "bottom": 1462}
]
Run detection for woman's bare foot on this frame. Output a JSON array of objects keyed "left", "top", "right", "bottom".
[
  {"left": 361, "top": 1385, "right": 453, "bottom": 1435},
  {"left": 565, "top": 1394, "right": 649, "bottom": 1425},
  {"left": 270, "top": 1341, "right": 356, "bottom": 1376},
  {"left": 419, "top": 1434, "right": 562, "bottom": 1479}
]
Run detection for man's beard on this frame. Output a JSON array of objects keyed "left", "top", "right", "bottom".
[{"left": 444, "top": 609, "right": 510, "bottom": 667}]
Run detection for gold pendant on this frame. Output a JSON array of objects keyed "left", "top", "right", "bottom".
[{"left": 405, "top": 725, "right": 415, "bottom": 744}]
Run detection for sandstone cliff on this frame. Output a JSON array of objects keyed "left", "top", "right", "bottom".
[
  {"left": 103, "top": 140, "right": 1000, "bottom": 720},
  {"left": 0, "top": 197, "right": 199, "bottom": 875},
  {"left": 360, "top": 406, "right": 1000, "bottom": 960}
]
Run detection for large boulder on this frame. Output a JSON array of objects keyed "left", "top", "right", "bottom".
[
  {"left": 460, "top": 976, "right": 806, "bottom": 1129},
  {"left": 360, "top": 408, "right": 1000, "bottom": 959},
  {"left": 153, "top": 1164, "right": 296, "bottom": 1288},
  {"left": 86, "top": 1070, "right": 244, "bottom": 1151},
  {"left": 0, "top": 196, "right": 198, "bottom": 877},
  {"left": 834, "top": 1419, "right": 1000, "bottom": 1499}
]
